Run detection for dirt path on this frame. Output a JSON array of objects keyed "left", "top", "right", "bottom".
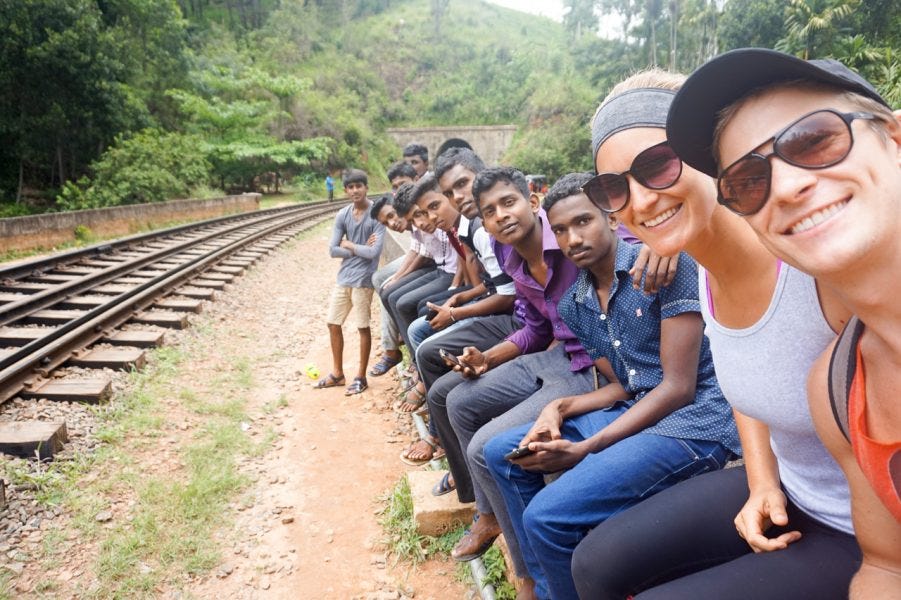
[{"left": 181, "top": 223, "right": 468, "bottom": 599}]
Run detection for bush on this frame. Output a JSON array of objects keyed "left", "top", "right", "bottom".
[{"left": 57, "top": 129, "right": 210, "bottom": 210}]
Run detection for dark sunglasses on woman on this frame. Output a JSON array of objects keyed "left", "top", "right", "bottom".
[
  {"left": 717, "top": 109, "right": 878, "bottom": 216},
  {"left": 582, "top": 141, "right": 683, "bottom": 213}
]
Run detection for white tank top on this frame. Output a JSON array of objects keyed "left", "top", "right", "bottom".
[{"left": 699, "top": 263, "right": 853, "bottom": 534}]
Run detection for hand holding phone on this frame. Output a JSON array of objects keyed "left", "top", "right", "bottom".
[
  {"left": 503, "top": 445, "right": 535, "bottom": 461},
  {"left": 439, "top": 348, "right": 462, "bottom": 367}
]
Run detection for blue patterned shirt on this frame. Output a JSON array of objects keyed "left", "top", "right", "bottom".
[{"left": 558, "top": 241, "right": 740, "bottom": 454}]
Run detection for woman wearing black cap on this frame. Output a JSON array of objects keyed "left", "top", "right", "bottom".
[{"left": 570, "top": 61, "right": 865, "bottom": 599}]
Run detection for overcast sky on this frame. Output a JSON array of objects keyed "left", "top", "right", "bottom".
[{"left": 485, "top": 0, "right": 565, "bottom": 22}]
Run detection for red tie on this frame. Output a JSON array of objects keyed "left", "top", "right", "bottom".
[{"left": 449, "top": 227, "right": 466, "bottom": 259}]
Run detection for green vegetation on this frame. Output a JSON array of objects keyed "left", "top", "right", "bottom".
[
  {"left": 0, "top": 320, "right": 280, "bottom": 598},
  {"left": 0, "top": 0, "right": 897, "bottom": 212},
  {"left": 378, "top": 475, "right": 516, "bottom": 598}
]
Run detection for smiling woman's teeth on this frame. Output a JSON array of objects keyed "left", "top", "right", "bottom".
[
  {"left": 790, "top": 201, "right": 847, "bottom": 234},
  {"left": 643, "top": 206, "right": 679, "bottom": 228}
]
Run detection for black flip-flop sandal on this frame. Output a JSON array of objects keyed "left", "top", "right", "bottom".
[{"left": 431, "top": 471, "right": 456, "bottom": 496}]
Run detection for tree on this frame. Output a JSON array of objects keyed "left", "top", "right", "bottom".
[
  {"left": 563, "top": 0, "right": 598, "bottom": 40},
  {"left": 0, "top": 0, "right": 138, "bottom": 202},
  {"left": 719, "top": 0, "right": 786, "bottom": 52},
  {"left": 775, "top": 0, "right": 856, "bottom": 59},
  {"left": 431, "top": 0, "right": 450, "bottom": 37}
]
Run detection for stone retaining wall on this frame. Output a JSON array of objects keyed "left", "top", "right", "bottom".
[{"left": 0, "top": 194, "right": 261, "bottom": 253}]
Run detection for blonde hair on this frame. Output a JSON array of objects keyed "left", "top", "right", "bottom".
[
  {"left": 712, "top": 80, "right": 896, "bottom": 167},
  {"left": 590, "top": 69, "right": 687, "bottom": 132}
]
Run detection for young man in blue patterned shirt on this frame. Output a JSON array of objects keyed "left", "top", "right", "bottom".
[{"left": 483, "top": 172, "right": 740, "bottom": 600}]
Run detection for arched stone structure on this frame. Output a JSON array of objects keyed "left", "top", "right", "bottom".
[{"left": 386, "top": 125, "right": 517, "bottom": 167}]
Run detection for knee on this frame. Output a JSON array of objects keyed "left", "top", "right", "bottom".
[
  {"left": 446, "top": 386, "right": 467, "bottom": 427},
  {"left": 466, "top": 428, "right": 490, "bottom": 468},
  {"left": 571, "top": 540, "right": 605, "bottom": 598},
  {"left": 483, "top": 434, "right": 513, "bottom": 476},
  {"left": 571, "top": 527, "right": 629, "bottom": 599},
  {"left": 521, "top": 496, "right": 551, "bottom": 540}
]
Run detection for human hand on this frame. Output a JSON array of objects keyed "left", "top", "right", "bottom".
[
  {"left": 630, "top": 245, "right": 678, "bottom": 294},
  {"left": 380, "top": 274, "right": 398, "bottom": 291},
  {"left": 340, "top": 240, "right": 355, "bottom": 252},
  {"left": 514, "top": 438, "right": 588, "bottom": 473},
  {"left": 366, "top": 233, "right": 378, "bottom": 246},
  {"left": 426, "top": 301, "right": 454, "bottom": 330},
  {"left": 734, "top": 488, "right": 802, "bottom": 553},
  {"left": 519, "top": 401, "right": 564, "bottom": 447},
  {"left": 457, "top": 346, "right": 488, "bottom": 379}
]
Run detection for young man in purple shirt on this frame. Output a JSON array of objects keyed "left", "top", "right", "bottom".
[{"left": 441, "top": 167, "right": 599, "bottom": 568}]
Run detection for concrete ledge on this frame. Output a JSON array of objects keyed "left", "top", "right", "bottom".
[
  {"left": 408, "top": 470, "right": 475, "bottom": 536},
  {"left": 0, "top": 194, "right": 261, "bottom": 253},
  {"left": 382, "top": 228, "right": 410, "bottom": 264}
]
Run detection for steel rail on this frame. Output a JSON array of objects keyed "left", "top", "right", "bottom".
[
  {"left": 0, "top": 204, "right": 339, "bottom": 403},
  {"left": 0, "top": 200, "right": 335, "bottom": 282},
  {"left": 0, "top": 202, "right": 344, "bottom": 327}
]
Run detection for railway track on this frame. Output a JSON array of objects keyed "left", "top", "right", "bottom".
[{"left": 0, "top": 200, "right": 346, "bottom": 459}]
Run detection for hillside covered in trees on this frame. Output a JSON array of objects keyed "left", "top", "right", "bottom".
[{"left": 1, "top": 0, "right": 898, "bottom": 213}]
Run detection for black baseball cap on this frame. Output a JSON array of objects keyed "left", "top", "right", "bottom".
[{"left": 667, "top": 48, "right": 890, "bottom": 178}]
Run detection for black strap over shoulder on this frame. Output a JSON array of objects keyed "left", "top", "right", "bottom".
[{"left": 828, "top": 316, "right": 865, "bottom": 442}]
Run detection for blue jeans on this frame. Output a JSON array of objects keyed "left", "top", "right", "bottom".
[
  {"left": 407, "top": 311, "right": 483, "bottom": 353},
  {"left": 446, "top": 345, "right": 598, "bottom": 576},
  {"left": 484, "top": 404, "right": 730, "bottom": 600}
]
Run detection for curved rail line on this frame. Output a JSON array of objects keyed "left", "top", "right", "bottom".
[{"left": 0, "top": 200, "right": 346, "bottom": 407}]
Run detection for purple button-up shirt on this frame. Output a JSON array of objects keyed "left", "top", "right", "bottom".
[{"left": 492, "top": 210, "right": 591, "bottom": 372}]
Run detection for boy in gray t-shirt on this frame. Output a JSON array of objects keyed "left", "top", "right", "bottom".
[{"left": 315, "top": 168, "right": 385, "bottom": 395}]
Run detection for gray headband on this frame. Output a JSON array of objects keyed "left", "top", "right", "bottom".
[{"left": 591, "top": 88, "right": 676, "bottom": 160}]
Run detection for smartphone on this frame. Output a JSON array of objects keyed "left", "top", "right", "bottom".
[
  {"left": 503, "top": 445, "right": 535, "bottom": 461},
  {"left": 439, "top": 348, "right": 462, "bottom": 367},
  {"left": 425, "top": 307, "right": 439, "bottom": 321}
]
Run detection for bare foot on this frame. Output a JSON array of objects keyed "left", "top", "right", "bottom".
[
  {"left": 394, "top": 382, "right": 425, "bottom": 413},
  {"left": 399, "top": 436, "right": 444, "bottom": 465}
]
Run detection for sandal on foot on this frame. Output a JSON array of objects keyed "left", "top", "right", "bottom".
[
  {"left": 399, "top": 374, "right": 420, "bottom": 393},
  {"left": 344, "top": 377, "right": 368, "bottom": 396},
  {"left": 369, "top": 354, "right": 402, "bottom": 377},
  {"left": 452, "top": 529, "right": 499, "bottom": 562},
  {"left": 393, "top": 384, "right": 426, "bottom": 413},
  {"left": 431, "top": 472, "right": 456, "bottom": 497},
  {"left": 400, "top": 437, "right": 442, "bottom": 466},
  {"left": 314, "top": 373, "right": 345, "bottom": 389}
]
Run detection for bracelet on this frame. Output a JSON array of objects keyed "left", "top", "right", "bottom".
[{"left": 449, "top": 308, "right": 457, "bottom": 323}]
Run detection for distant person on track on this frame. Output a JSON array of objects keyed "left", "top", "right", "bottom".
[
  {"left": 403, "top": 143, "right": 429, "bottom": 179},
  {"left": 317, "top": 168, "right": 385, "bottom": 396},
  {"left": 325, "top": 173, "right": 334, "bottom": 202}
]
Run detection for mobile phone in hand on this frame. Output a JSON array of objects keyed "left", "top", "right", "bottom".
[
  {"left": 503, "top": 445, "right": 535, "bottom": 461},
  {"left": 425, "top": 307, "right": 439, "bottom": 321},
  {"left": 439, "top": 348, "right": 462, "bottom": 367}
]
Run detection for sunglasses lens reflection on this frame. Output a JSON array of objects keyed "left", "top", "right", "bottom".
[
  {"left": 719, "top": 110, "right": 861, "bottom": 215},
  {"left": 586, "top": 142, "right": 682, "bottom": 213},
  {"left": 635, "top": 144, "right": 682, "bottom": 189}
]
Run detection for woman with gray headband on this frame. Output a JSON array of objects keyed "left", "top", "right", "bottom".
[{"left": 570, "top": 70, "right": 859, "bottom": 599}]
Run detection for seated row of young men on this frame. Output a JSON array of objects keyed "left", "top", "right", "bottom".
[{"left": 324, "top": 49, "right": 900, "bottom": 600}]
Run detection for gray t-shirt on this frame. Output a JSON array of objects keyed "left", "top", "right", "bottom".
[
  {"left": 328, "top": 203, "right": 385, "bottom": 288},
  {"left": 699, "top": 263, "right": 853, "bottom": 534}
]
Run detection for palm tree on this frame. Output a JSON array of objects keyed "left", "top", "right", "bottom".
[{"left": 776, "top": 0, "right": 857, "bottom": 59}]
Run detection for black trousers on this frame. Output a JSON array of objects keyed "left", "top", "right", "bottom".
[{"left": 571, "top": 466, "right": 862, "bottom": 600}]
